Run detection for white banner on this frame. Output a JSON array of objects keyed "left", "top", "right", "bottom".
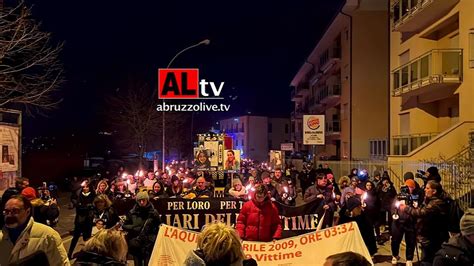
[
  {"left": 149, "top": 222, "right": 373, "bottom": 266},
  {"left": 0, "top": 125, "right": 19, "bottom": 172},
  {"left": 303, "top": 115, "right": 325, "bottom": 145}
]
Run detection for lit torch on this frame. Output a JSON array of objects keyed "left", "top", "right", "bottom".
[
  {"left": 362, "top": 192, "right": 368, "bottom": 207},
  {"left": 392, "top": 200, "right": 401, "bottom": 220}
]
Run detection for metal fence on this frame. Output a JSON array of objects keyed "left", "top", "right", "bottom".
[{"left": 317, "top": 157, "right": 473, "bottom": 210}]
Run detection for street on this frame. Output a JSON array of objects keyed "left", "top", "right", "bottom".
[{"left": 55, "top": 192, "right": 419, "bottom": 265}]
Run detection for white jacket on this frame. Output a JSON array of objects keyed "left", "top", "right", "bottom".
[{"left": 0, "top": 217, "right": 70, "bottom": 266}]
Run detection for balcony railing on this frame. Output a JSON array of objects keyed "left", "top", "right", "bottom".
[
  {"left": 392, "top": 132, "right": 438, "bottom": 155},
  {"left": 319, "top": 84, "right": 341, "bottom": 103},
  {"left": 392, "top": 49, "right": 462, "bottom": 96},
  {"left": 326, "top": 120, "right": 341, "bottom": 135},
  {"left": 295, "top": 82, "right": 310, "bottom": 97},
  {"left": 392, "top": 0, "right": 460, "bottom": 33}
]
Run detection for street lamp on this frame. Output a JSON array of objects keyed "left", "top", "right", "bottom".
[{"left": 162, "top": 39, "right": 210, "bottom": 169}]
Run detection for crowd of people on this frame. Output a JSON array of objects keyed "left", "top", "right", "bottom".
[{"left": 0, "top": 161, "right": 472, "bottom": 266}]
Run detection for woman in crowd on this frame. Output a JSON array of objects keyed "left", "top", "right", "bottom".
[
  {"left": 361, "top": 181, "right": 380, "bottom": 243},
  {"left": 377, "top": 176, "right": 397, "bottom": 235},
  {"left": 74, "top": 229, "right": 128, "bottom": 266},
  {"left": 228, "top": 178, "right": 248, "bottom": 200},
  {"left": 149, "top": 180, "right": 167, "bottom": 200},
  {"left": 69, "top": 183, "right": 96, "bottom": 259},
  {"left": 95, "top": 180, "right": 109, "bottom": 196},
  {"left": 167, "top": 175, "right": 184, "bottom": 198},
  {"left": 92, "top": 194, "right": 119, "bottom": 229},
  {"left": 184, "top": 222, "right": 245, "bottom": 266}
]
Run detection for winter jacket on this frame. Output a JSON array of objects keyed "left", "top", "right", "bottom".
[
  {"left": 304, "top": 184, "right": 336, "bottom": 210},
  {"left": 404, "top": 195, "right": 449, "bottom": 242},
  {"left": 184, "top": 249, "right": 243, "bottom": 266},
  {"left": 0, "top": 217, "right": 70, "bottom": 266},
  {"left": 433, "top": 235, "right": 474, "bottom": 266},
  {"left": 73, "top": 251, "right": 126, "bottom": 266},
  {"left": 72, "top": 190, "right": 96, "bottom": 226},
  {"left": 122, "top": 202, "right": 161, "bottom": 253},
  {"left": 166, "top": 185, "right": 183, "bottom": 198},
  {"left": 31, "top": 198, "right": 60, "bottom": 227},
  {"left": 236, "top": 197, "right": 282, "bottom": 242}
]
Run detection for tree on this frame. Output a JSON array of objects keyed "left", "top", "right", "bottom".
[
  {"left": 0, "top": 1, "right": 64, "bottom": 112},
  {"left": 105, "top": 80, "right": 190, "bottom": 168}
]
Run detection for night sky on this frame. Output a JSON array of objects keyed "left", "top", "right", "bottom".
[{"left": 23, "top": 0, "right": 344, "bottom": 139}]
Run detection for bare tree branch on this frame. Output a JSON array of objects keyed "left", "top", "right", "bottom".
[{"left": 0, "top": 1, "right": 65, "bottom": 112}]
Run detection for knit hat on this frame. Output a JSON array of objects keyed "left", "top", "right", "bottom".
[
  {"left": 346, "top": 197, "right": 361, "bottom": 211},
  {"left": 460, "top": 208, "right": 474, "bottom": 236},
  {"left": 350, "top": 176, "right": 359, "bottom": 183},
  {"left": 403, "top": 172, "right": 415, "bottom": 181},
  {"left": 405, "top": 179, "right": 416, "bottom": 188},
  {"left": 21, "top": 187, "right": 37, "bottom": 201},
  {"left": 373, "top": 170, "right": 381, "bottom": 177},
  {"left": 136, "top": 191, "right": 149, "bottom": 202}
]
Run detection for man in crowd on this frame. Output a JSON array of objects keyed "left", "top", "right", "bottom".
[
  {"left": 304, "top": 173, "right": 336, "bottom": 228},
  {"left": 391, "top": 179, "right": 423, "bottom": 266},
  {"left": 261, "top": 171, "right": 280, "bottom": 202},
  {"left": 400, "top": 180, "right": 449, "bottom": 265},
  {"left": 143, "top": 171, "right": 156, "bottom": 189},
  {"left": 123, "top": 191, "right": 161, "bottom": 266},
  {"left": 236, "top": 184, "right": 282, "bottom": 242},
  {"left": 0, "top": 177, "right": 29, "bottom": 227},
  {"left": 0, "top": 195, "right": 69, "bottom": 265},
  {"left": 185, "top": 177, "right": 213, "bottom": 198}
]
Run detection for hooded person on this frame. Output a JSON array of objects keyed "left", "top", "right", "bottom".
[
  {"left": 433, "top": 209, "right": 474, "bottom": 266},
  {"left": 426, "top": 166, "right": 441, "bottom": 183},
  {"left": 122, "top": 191, "right": 162, "bottom": 266},
  {"left": 236, "top": 184, "right": 282, "bottom": 242},
  {"left": 343, "top": 197, "right": 377, "bottom": 256}
]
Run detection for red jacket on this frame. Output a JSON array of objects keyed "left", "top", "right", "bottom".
[{"left": 236, "top": 198, "right": 282, "bottom": 242}]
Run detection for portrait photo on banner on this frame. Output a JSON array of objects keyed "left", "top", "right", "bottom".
[
  {"left": 224, "top": 149, "right": 240, "bottom": 172},
  {"left": 194, "top": 148, "right": 211, "bottom": 170},
  {"left": 203, "top": 140, "right": 219, "bottom": 167},
  {"left": 269, "top": 150, "right": 284, "bottom": 170}
]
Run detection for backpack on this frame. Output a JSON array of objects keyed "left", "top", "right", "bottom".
[{"left": 445, "top": 197, "right": 464, "bottom": 233}]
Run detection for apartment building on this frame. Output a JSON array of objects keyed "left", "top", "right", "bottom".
[
  {"left": 290, "top": 0, "right": 389, "bottom": 161},
  {"left": 219, "top": 116, "right": 290, "bottom": 162},
  {"left": 388, "top": 0, "right": 474, "bottom": 165}
]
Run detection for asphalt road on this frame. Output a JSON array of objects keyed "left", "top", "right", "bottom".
[{"left": 56, "top": 192, "right": 419, "bottom": 265}]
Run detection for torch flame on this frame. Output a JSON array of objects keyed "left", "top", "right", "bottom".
[
  {"left": 283, "top": 186, "right": 288, "bottom": 193},
  {"left": 395, "top": 201, "right": 401, "bottom": 208}
]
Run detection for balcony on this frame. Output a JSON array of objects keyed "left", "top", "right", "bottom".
[
  {"left": 326, "top": 120, "right": 341, "bottom": 136},
  {"left": 291, "top": 87, "right": 303, "bottom": 102},
  {"left": 320, "top": 84, "right": 341, "bottom": 105},
  {"left": 295, "top": 82, "right": 310, "bottom": 97},
  {"left": 319, "top": 47, "right": 341, "bottom": 74},
  {"left": 392, "top": 132, "right": 438, "bottom": 155},
  {"left": 392, "top": 0, "right": 459, "bottom": 33},
  {"left": 392, "top": 49, "right": 462, "bottom": 97}
]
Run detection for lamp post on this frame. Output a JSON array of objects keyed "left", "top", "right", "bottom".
[{"left": 162, "top": 39, "right": 210, "bottom": 169}]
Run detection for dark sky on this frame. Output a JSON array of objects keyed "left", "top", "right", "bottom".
[{"left": 23, "top": 0, "right": 344, "bottom": 138}]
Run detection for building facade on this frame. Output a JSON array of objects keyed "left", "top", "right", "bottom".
[
  {"left": 219, "top": 116, "right": 290, "bottom": 162},
  {"left": 290, "top": 0, "right": 389, "bottom": 161},
  {"left": 388, "top": 0, "right": 474, "bottom": 164}
]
